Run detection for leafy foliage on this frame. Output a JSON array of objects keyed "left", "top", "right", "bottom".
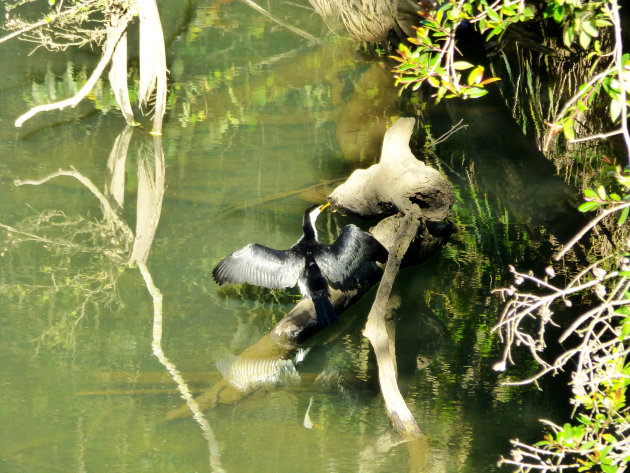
[
  {"left": 494, "top": 168, "right": 630, "bottom": 472},
  {"left": 393, "top": 0, "right": 630, "bottom": 161},
  {"left": 392, "top": 0, "right": 535, "bottom": 101},
  {"left": 392, "top": 1, "right": 630, "bottom": 470}
]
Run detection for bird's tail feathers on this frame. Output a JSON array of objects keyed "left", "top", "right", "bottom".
[{"left": 313, "top": 297, "right": 338, "bottom": 326}]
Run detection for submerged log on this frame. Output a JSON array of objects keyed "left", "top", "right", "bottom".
[{"left": 166, "top": 118, "right": 455, "bottom": 433}]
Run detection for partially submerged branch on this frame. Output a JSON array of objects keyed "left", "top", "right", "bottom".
[
  {"left": 330, "top": 117, "right": 454, "bottom": 221},
  {"left": 330, "top": 117, "right": 453, "bottom": 434},
  {"left": 7, "top": 0, "right": 167, "bottom": 134},
  {"left": 14, "top": 20, "right": 128, "bottom": 127},
  {"left": 363, "top": 210, "right": 423, "bottom": 437}
]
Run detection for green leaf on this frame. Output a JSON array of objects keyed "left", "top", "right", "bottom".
[
  {"left": 599, "top": 442, "right": 616, "bottom": 458},
  {"left": 563, "top": 118, "right": 575, "bottom": 141},
  {"left": 578, "top": 201, "right": 600, "bottom": 212},
  {"left": 453, "top": 61, "right": 474, "bottom": 70},
  {"left": 619, "top": 206, "right": 629, "bottom": 226},
  {"left": 595, "top": 18, "right": 612, "bottom": 27},
  {"left": 598, "top": 185, "right": 607, "bottom": 200},
  {"left": 500, "top": 5, "right": 516, "bottom": 16},
  {"left": 563, "top": 25, "right": 575, "bottom": 47},
  {"left": 486, "top": 7, "right": 500, "bottom": 21},
  {"left": 577, "top": 99, "right": 588, "bottom": 111},
  {"left": 435, "top": 85, "right": 446, "bottom": 103},
  {"left": 607, "top": 78, "right": 622, "bottom": 94},
  {"left": 480, "top": 77, "right": 501, "bottom": 85},
  {"left": 579, "top": 30, "right": 591, "bottom": 49},
  {"left": 466, "top": 87, "right": 489, "bottom": 98},
  {"left": 543, "top": 2, "right": 555, "bottom": 19},
  {"left": 582, "top": 19, "right": 598, "bottom": 37},
  {"left": 522, "top": 6, "right": 535, "bottom": 20},
  {"left": 486, "top": 26, "right": 504, "bottom": 40},
  {"left": 584, "top": 189, "right": 598, "bottom": 199},
  {"left": 602, "top": 433, "right": 617, "bottom": 443},
  {"left": 553, "top": 4, "right": 565, "bottom": 22}
]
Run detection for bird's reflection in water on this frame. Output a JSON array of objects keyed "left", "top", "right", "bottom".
[{"left": 215, "top": 353, "right": 300, "bottom": 393}]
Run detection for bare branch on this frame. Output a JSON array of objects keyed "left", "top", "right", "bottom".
[
  {"left": 14, "top": 20, "right": 128, "bottom": 127},
  {"left": 241, "top": 0, "right": 325, "bottom": 45},
  {"left": 363, "top": 210, "right": 423, "bottom": 438},
  {"left": 554, "top": 201, "right": 630, "bottom": 260}
]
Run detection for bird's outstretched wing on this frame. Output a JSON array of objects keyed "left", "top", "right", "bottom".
[
  {"left": 213, "top": 244, "right": 303, "bottom": 289},
  {"left": 314, "top": 224, "right": 388, "bottom": 290}
]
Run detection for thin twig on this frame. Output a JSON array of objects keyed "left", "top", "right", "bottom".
[
  {"left": 0, "top": 2, "right": 91, "bottom": 44},
  {"left": 240, "top": 0, "right": 325, "bottom": 45},
  {"left": 569, "top": 129, "right": 623, "bottom": 143},
  {"left": 554, "top": 201, "right": 630, "bottom": 260}
]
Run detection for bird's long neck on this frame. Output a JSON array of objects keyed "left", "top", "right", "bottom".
[{"left": 302, "top": 208, "right": 319, "bottom": 242}]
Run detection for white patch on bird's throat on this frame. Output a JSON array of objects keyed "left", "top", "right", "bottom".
[{"left": 308, "top": 207, "right": 321, "bottom": 240}]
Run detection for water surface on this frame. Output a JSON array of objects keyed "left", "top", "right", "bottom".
[{"left": 1, "top": 2, "right": 577, "bottom": 472}]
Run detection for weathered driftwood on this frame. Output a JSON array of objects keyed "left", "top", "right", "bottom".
[
  {"left": 329, "top": 117, "right": 454, "bottom": 221},
  {"left": 329, "top": 117, "right": 454, "bottom": 437},
  {"left": 364, "top": 211, "right": 424, "bottom": 436},
  {"left": 167, "top": 118, "right": 455, "bottom": 437}
]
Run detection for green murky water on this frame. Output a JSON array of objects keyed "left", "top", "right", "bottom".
[{"left": 1, "top": 2, "right": 581, "bottom": 472}]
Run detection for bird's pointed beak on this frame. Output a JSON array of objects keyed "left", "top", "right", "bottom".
[{"left": 320, "top": 202, "right": 331, "bottom": 211}]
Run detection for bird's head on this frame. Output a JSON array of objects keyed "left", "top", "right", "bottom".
[{"left": 307, "top": 201, "right": 330, "bottom": 220}]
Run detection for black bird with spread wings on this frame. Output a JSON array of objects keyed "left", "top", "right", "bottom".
[{"left": 212, "top": 203, "right": 388, "bottom": 326}]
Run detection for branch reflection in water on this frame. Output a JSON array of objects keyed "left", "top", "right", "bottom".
[{"left": 6, "top": 126, "right": 225, "bottom": 472}]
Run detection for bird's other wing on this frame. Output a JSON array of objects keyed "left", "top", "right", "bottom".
[
  {"left": 314, "top": 224, "right": 388, "bottom": 290},
  {"left": 212, "top": 244, "right": 303, "bottom": 289}
]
